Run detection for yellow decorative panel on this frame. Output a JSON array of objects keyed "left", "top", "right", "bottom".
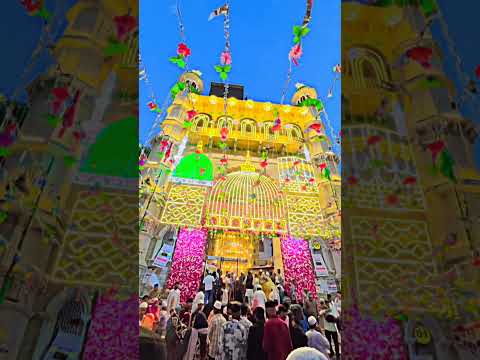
[
  {"left": 53, "top": 191, "right": 138, "bottom": 289},
  {"left": 350, "top": 216, "right": 453, "bottom": 317},
  {"left": 343, "top": 176, "right": 424, "bottom": 210},
  {"left": 206, "top": 171, "right": 286, "bottom": 232},
  {"left": 286, "top": 193, "right": 324, "bottom": 237},
  {"left": 160, "top": 184, "right": 207, "bottom": 227}
]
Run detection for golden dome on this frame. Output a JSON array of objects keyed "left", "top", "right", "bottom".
[{"left": 206, "top": 170, "right": 286, "bottom": 231}]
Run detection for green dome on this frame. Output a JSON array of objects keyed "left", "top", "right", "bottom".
[
  {"left": 80, "top": 116, "right": 138, "bottom": 178},
  {"left": 173, "top": 152, "right": 213, "bottom": 181}
]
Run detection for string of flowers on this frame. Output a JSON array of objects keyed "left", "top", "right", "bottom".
[
  {"left": 169, "top": 0, "right": 200, "bottom": 130},
  {"left": 209, "top": 2, "right": 232, "bottom": 160},
  {"left": 280, "top": 0, "right": 314, "bottom": 107}
]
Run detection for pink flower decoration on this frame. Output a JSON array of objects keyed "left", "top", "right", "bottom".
[
  {"left": 166, "top": 228, "right": 208, "bottom": 302},
  {"left": 83, "top": 292, "right": 139, "bottom": 359},
  {"left": 187, "top": 110, "right": 197, "bottom": 120},
  {"left": 220, "top": 51, "right": 232, "bottom": 65},
  {"left": 280, "top": 235, "right": 317, "bottom": 302},
  {"left": 177, "top": 43, "right": 191, "bottom": 57},
  {"left": 289, "top": 44, "right": 303, "bottom": 66},
  {"left": 341, "top": 304, "right": 408, "bottom": 360}
]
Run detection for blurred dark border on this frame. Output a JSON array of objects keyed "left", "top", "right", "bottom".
[
  {"left": 341, "top": 1, "right": 480, "bottom": 358},
  {"left": 0, "top": 1, "right": 139, "bottom": 359}
]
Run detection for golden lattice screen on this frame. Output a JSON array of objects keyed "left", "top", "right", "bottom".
[
  {"left": 53, "top": 190, "right": 138, "bottom": 289},
  {"left": 285, "top": 193, "right": 326, "bottom": 237},
  {"left": 349, "top": 216, "right": 455, "bottom": 318},
  {"left": 160, "top": 184, "right": 207, "bottom": 227}
]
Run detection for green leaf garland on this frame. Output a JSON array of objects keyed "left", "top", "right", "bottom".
[{"left": 293, "top": 25, "right": 311, "bottom": 44}]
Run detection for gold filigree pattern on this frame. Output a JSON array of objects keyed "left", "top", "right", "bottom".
[
  {"left": 53, "top": 191, "right": 137, "bottom": 288},
  {"left": 349, "top": 216, "right": 452, "bottom": 316},
  {"left": 206, "top": 171, "right": 286, "bottom": 231},
  {"left": 286, "top": 193, "right": 324, "bottom": 236},
  {"left": 160, "top": 184, "right": 207, "bottom": 226},
  {"left": 343, "top": 176, "right": 424, "bottom": 210}
]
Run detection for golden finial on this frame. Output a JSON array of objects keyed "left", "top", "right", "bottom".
[
  {"left": 241, "top": 150, "right": 256, "bottom": 172},
  {"left": 197, "top": 141, "right": 203, "bottom": 153}
]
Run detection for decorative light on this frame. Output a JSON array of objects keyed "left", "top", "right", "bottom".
[
  {"left": 209, "top": 95, "right": 218, "bottom": 105},
  {"left": 246, "top": 99, "right": 254, "bottom": 109},
  {"left": 264, "top": 102, "right": 272, "bottom": 111},
  {"left": 283, "top": 105, "right": 291, "bottom": 113},
  {"left": 166, "top": 228, "right": 207, "bottom": 302},
  {"left": 227, "top": 98, "right": 237, "bottom": 106}
]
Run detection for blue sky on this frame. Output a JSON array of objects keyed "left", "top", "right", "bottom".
[
  {"left": 139, "top": 0, "right": 341, "bottom": 146},
  {"left": 0, "top": 0, "right": 76, "bottom": 101},
  {"left": 1, "top": 1, "right": 479, "bottom": 165},
  {"left": 430, "top": 0, "right": 480, "bottom": 167}
]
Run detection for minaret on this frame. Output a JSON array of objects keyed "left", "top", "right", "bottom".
[
  {"left": 291, "top": 84, "right": 339, "bottom": 176},
  {"left": 161, "top": 71, "right": 204, "bottom": 143}
]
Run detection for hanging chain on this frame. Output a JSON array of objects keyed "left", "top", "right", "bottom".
[{"left": 222, "top": 1, "right": 231, "bottom": 116}]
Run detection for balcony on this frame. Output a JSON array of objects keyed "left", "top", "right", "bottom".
[{"left": 189, "top": 127, "right": 304, "bottom": 153}]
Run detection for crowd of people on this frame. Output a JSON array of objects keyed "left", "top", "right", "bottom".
[{"left": 139, "top": 269, "right": 342, "bottom": 360}]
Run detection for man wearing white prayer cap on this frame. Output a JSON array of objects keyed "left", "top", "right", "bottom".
[
  {"left": 208, "top": 300, "right": 227, "bottom": 360},
  {"left": 286, "top": 347, "right": 329, "bottom": 360},
  {"left": 306, "top": 316, "right": 330, "bottom": 358}
]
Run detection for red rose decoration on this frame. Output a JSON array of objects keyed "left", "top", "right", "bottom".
[
  {"left": 187, "top": 110, "right": 197, "bottom": 120},
  {"left": 177, "top": 43, "right": 191, "bottom": 57}
]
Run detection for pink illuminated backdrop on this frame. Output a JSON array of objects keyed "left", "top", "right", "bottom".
[
  {"left": 166, "top": 227, "right": 208, "bottom": 302},
  {"left": 280, "top": 235, "right": 317, "bottom": 301},
  {"left": 342, "top": 304, "right": 408, "bottom": 360},
  {"left": 83, "top": 290, "right": 139, "bottom": 360}
]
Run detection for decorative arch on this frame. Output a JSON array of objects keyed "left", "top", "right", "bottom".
[
  {"left": 192, "top": 114, "right": 212, "bottom": 131},
  {"left": 207, "top": 171, "right": 286, "bottom": 230},
  {"left": 349, "top": 46, "right": 390, "bottom": 88},
  {"left": 286, "top": 124, "right": 304, "bottom": 141},
  {"left": 240, "top": 118, "right": 256, "bottom": 135},
  {"left": 168, "top": 105, "right": 183, "bottom": 119},
  {"left": 184, "top": 79, "right": 198, "bottom": 91},
  {"left": 217, "top": 115, "right": 234, "bottom": 131},
  {"left": 297, "top": 94, "right": 311, "bottom": 105},
  {"left": 262, "top": 121, "right": 277, "bottom": 139}
]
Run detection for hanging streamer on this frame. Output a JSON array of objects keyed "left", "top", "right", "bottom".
[
  {"left": 209, "top": 1, "right": 232, "bottom": 162},
  {"left": 280, "top": 0, "right": 313, "bottom": 105}
]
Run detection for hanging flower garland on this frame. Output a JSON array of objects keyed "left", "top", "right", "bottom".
[
  {"left": 139, "top": 53, "right": 170, "bottom": 144},
  {"left": 425, "top": 139, "right": 456, "bottom": 182},
  {"left": 272, "top": 108, "right": 282, "bottom": 132},
  {"left": 280, "top": 1, "right": 313, "bottom": 105},
  {"left": 105, "top": 13, "right": 138, "bottom": 57},
  {"left": 210, "top": 3, "right": 232, "bottom": 82},
  {"left": 260, "top": 147, "right": 269, "bottom": 172},
  {"left": 20, "top": 0, "right": 51, "bottom": 22},
  {"left": 209, "top": 2, "right": 232, "bottom": 155}
]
